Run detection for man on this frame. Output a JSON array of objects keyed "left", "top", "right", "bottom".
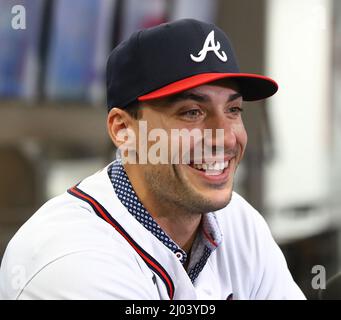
[{"left": 0, "top": 19, "right": 305, "bottom": 299}]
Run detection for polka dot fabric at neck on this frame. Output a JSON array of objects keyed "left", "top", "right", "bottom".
[
  {"left": 108, "top": 160, "right": 187, "bottom": 263},
  {"left": 108, "top": 160, "right": 222, "bottom": 283}
]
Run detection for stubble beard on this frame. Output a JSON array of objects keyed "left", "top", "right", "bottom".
[{"left": 143, "top": 164, "right": 233, "bottom": 218}]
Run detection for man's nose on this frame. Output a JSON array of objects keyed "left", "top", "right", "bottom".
[{"left": 204, "top": 116, "right": 237, "bottom": 151}]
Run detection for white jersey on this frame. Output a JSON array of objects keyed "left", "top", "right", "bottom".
[{"left": 0, "top": 163, "right": 305, "bottom": 300}]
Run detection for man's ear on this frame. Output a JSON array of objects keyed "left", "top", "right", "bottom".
[{"left": 107, "top": 107, "right": 134, "bottom": 148}]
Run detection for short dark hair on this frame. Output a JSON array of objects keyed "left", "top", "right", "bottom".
[{"left": 123, "top": 100, "right": 141, "bottom": 119}]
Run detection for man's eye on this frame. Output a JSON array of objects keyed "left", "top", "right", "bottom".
[
  {"left": 181, "top": 109, "right": 204, "bottom": 118},
  {"left": 228, "top": 106, "right": 244, "bottom": 115}
]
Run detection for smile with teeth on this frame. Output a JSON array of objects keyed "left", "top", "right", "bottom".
[{"left": 189, "top": 161, "right": 230, "bottom": 175}]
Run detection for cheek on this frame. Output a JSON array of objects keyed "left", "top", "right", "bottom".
[{"left": 235, "top": 123, "right": 248, "bottom": 153}]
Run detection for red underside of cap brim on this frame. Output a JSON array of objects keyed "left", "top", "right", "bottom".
[{"left": 138, "top": 73, "right": 278, "bottom": 102}]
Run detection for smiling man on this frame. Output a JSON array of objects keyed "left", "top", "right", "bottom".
[
  {"left": 110, "top": 81, "right": 246, "bottom": 258},
  {"left": 0, "top": 19, "right": 305, "bottom": 300}
]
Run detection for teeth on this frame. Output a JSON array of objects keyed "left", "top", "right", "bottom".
[
  {"left": 192, "top": 160, "right": 230, "bottom": 171},
  {"left": 216, "top": 162, "right": 223, "bottom": 170},
  {"left": 206, "top": 163, "right": 212, "bottom": 170}
]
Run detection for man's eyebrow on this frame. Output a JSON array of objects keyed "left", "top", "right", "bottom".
[
  {"left": 228, "top": 93, "right": 242, "bottom": 102},
  {"left": 165, "top": 92, "right": 209, "bottom": 104},
  {"left": 165, "top": 91, "right": 242, "bottom": 104}
]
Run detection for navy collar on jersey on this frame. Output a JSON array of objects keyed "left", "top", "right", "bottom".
[{"left": 108, "top": 159, "right": 222, "bottom": 283}]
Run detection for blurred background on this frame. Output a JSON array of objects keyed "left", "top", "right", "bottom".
[{"left": 0, "top": 0, "right": 340, "bottom": 299}]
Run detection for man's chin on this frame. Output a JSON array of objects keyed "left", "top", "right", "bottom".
[
  {"left": 172, "top": 165, "right": 234, "bottom": 213},
  {"left": 194, "top": 192, "right": 233, "bottom": 213},
  {"left": 203, "top": 185, "right": 233, "bottom": 204},
  {"left": 209, "top": 196, "right": 232, "bottom": 211}
]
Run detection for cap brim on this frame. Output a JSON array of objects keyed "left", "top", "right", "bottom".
[{"left": 138, "top": 73, "right": 278, "bottom": 102}]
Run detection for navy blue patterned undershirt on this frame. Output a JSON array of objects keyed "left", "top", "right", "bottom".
[{"left": 108, "top": 160, "right": 222, "bottom": 283}]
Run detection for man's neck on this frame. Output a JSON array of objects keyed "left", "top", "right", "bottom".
[{"left": 152, "top": 212, "right": 201, "bottom": 254}]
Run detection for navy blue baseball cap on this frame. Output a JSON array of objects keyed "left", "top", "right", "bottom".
[{"left": 106, "top": 19, "right": 278, "bottom": 110}]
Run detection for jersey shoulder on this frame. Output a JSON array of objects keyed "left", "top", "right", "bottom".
[{"left": 0, "top": 191, "right": 152, "bottom": 299}]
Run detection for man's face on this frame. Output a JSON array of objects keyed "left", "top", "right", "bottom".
[{"left": 129, "top": 81, "right": 247, "bottom": 216}]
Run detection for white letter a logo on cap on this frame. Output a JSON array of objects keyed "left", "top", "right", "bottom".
[{"left": 190, "top": 30, "right": 227, "bottom": 62}]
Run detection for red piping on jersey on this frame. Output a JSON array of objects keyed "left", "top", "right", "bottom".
[
  {"left": 67, "top": 185, "right": 175, "bottom": 300},
  {"left": 202, "top": 228, "right": 218, "bottom": 247}
]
